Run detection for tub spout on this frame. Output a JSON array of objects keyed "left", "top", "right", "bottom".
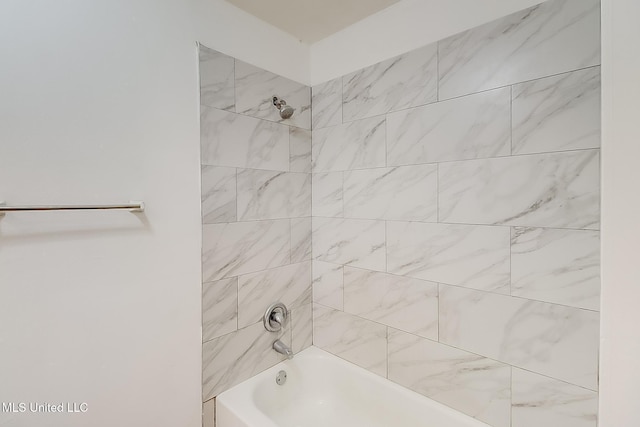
[{"left": 273, "top": 339, "right": 293, "bottom": 359}]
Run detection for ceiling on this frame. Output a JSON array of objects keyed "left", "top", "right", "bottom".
[{"left": 225, "top": 0, "right": 403, "bottom": 44}]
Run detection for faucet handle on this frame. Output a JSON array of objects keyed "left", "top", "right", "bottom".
[
  {"left": 270, "top": 309, "right": 285, "bottom": 328},
  {"left": 264, "top": 302, "right": 289, "bottom": 332}
]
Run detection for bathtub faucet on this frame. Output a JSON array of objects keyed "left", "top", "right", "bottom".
[{"left": 273, "top": 339, "right": 294, "bottom": 360}]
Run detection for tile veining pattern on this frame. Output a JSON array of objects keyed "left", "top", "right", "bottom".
[
  {"left": 310, "top": 0, "right": 600, "bottom": 426},
  {"left": 199, "top": 45, "right": 312, "bottom": 403}
]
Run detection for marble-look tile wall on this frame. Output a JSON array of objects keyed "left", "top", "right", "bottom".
[
  {"left": 310, "top": 0, "right": 601, "bottom": 426},
  {"left": 199, "top": 45, "right": 312, "bottom": 404}
]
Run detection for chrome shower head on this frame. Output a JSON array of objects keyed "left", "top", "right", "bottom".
[
  {"left": 279, "top": 104, "right": 294, "bottom": 119},
  {"left": 273, "top": 96, "right": 295, "bottom": 119}
]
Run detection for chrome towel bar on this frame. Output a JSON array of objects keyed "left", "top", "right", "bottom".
[{"left": 0, "top": 201, "right": 144, "bottom": 216}]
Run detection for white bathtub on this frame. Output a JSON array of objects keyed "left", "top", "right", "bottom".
[{"left": 216, "top": 346, "right": 490, "bottom": 427}]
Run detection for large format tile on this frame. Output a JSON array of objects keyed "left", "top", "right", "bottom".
[
  {"left": 290, "top": 217, "right": 312, "bottom": 263},
  {"left": 343, "top": 43, "right": 438, "bottom": 122},
  {"left": 387, "top": 88, "right": 511, "bottom": 165},
  {"left": 388, "top": 329, "right": 511, "bottom": 427},
  {"left": 312, "top": 261, "right": 344, "bottom": 310},
  {"left": 237, "top": 262, "right": 311, "bottom": 328},
  {"left": 199, "top": 45, "right": 234, "bottom": 111},
  {"left": 438, "top": 150, "right": 600, "bottom": 229},
  {"left": 201, "top": 107, "right": 289, "bottom": 171},
  {"left": 202, "top": 322, "right": 289, "bottom": 400},
  {"left": 343, "top": 165, "right": 437, "bottom": 221},
  {"left": 313, "top": 304, "right": 387, "bottom": 376},
  {"left": 512, "top": 67, "right": 601, "bottom": 155},
  {"left": 386, "top": 222, "right": 510, "bottom": 294},
  {"left": 235, "top": 60, "right": 311, "bottom": 129},
  {"left": 312, "top": 218, "right": 385, "bottom": 271},
  {"left": 289, "top": 127, "right": 311, "bottom": 173},
  {"left": 512, "top": 368, "right": 598, "bottom": 427},
  {"left": 312, "top": 117, "right": 385, "bottom": 172},
  {"left": 439, "top": 285, "right": 600, "bottom": 390},
  {"left": 291, "top": 303, "right": 313, "bottom": 354},
  {"left": 202, "top": 220, "right": 290, "bottom": 281},
  {"left": 344, "top": 268, "right": 438, "bottom": 340},
  {"left": 237, "top": 169, "right": 311, "bottom": 220},
  {"left": 201, "top": 166, "right": 236, "bottom": 224},
  {"left": 202, "top": 278, "right": 238, "bottom": 342},
  {"left": 511, "top": 227, "right": 600, "bottom": 310},
  {"left": 312, "top": 78, "right": 342, "bottom": 130},
  {"left": 439, "top": 0, "right": 600, "bottom": 99},
  {"left": 312, "top": 172, "right": 343, "bottom": 218}
]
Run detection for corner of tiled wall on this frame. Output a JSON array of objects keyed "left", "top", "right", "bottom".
[
  {"left": 199, "top": 44, "right": 312, "bottom": 403},
  {"left": 310, "top": 0, "right": 601, "bottom": 426}
]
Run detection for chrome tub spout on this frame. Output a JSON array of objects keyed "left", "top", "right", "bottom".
[{"left": 273, "top": 339, "right": 293, "bottom": 360}]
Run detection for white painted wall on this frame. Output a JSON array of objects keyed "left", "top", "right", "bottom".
[
  {"left": 309, "top": 0, "right": 548, "bottom": 85},
  {"left": 599, "top": 0, "right": 640, "bottom": 425},
  {"left": 0, "top": 1, "right": 306, "bottom": 426}
]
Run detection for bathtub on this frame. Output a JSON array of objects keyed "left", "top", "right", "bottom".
[{"left": 216, "top": 346, "right": 490, "bottom": 427}]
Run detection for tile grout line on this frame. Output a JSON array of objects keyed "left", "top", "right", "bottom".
[
  {"left": 206, "top": 53, "right": 599, "bottom": 129},
  {"left": 334, "top": 63, "right": 601, "bottom": 126},
  {"left": 306, "top": 146, "right": 601, "bottom": 174},
  {"left": 312, "top": 301, "right": 598, "bottom": 392},
  {"left": 308, "top": 215, "right": 600, "bottom": 233},
  {"left": 433, "top": 63, "right": 602, "bottom": 105},
  {"left": 308, "top": 262, "right": 600, "bottom": 313}
]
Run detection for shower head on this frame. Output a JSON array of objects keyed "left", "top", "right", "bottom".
[
  {"left": 279, "top": 104, "right": 294, "bottom": 119},
  {"left": 273, "top": 96, "right": 295, "bottom": 119}
]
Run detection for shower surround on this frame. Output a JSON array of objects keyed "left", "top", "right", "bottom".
[
  {"left": 200, "top": 0, "right": 600, "bottom": 425},
  {"left": 311, "top": 0, "right": 600, "bottom": 426},
  {"left": 199, "top": 45, "right": 313, "bottom": 403}
]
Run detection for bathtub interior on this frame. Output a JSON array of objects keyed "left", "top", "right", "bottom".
[{"left": 217, "top": 346, "right": 491, "bottom": 427}]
